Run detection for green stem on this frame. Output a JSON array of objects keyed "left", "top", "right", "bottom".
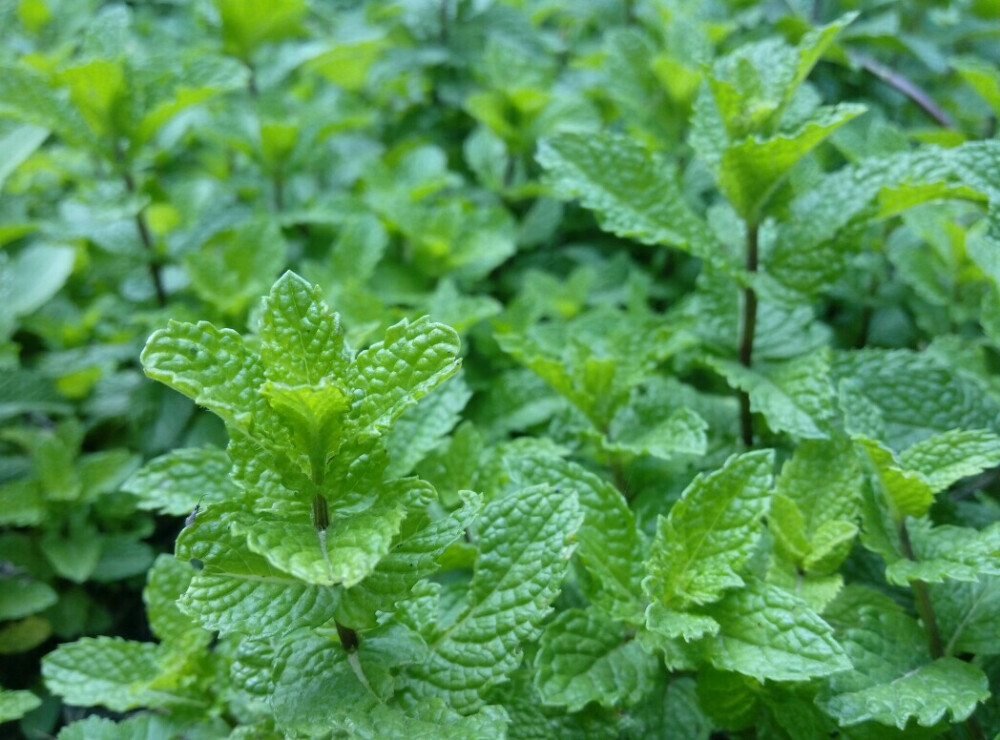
[
  {"left": 738, "top": 223, "right": 759, "bottom": 447},
  {"left": 898, "top": 519, "right": 944, "bottom": 658},
  {"left": 120, "top": 167, "right": 166, "bottom": 307}
]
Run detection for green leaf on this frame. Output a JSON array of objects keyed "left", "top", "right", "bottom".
[
  {"left": 836, "top": 349, "right": 1000, "bottom": 451},
  {"left": 41, "top": 525, "right": 101, "bottom": 583},
  {"left": 697, "top": 579, "right": 850, "bottom": 682},
  {"left": 42, "top": 638, "right": 162, "bottom": 712},
  {"left": 898, "top": 428, "right": 1000, "bottom": 493},
  {"left": 402, "top": 484, "right": 582, "bottom": 714},
  {"left": 336, "top": 492, "right": 482, "bottom": 630},
  {"left": 259, "top": 271, "right": 352, "bottom": 387},
  {"left": 214, "top": 0, "right": 306, "bottom": 61},
  {"left": 932, "top": 575, "right": 1000, "bottom": 656},
  {"left": 770, "top": 437, "right": 863, "bottom": 574},
  {"left": 502, "top": 451, "right": 645, "bottom": 623},
  {"left": 606, "top": 401, "right": 708, "bottom": 462},
  {"left": 0, "top": 65, "right": 95, "bottom": 148},
  {"left": 143, "top": 555, "right": 200, "bottom": 644},
  {"left": 270, "top": 625, "right": 427, "bottom": 735},
  {"left": 537, "top": 132, "right": 718, "bottom": 260},
  {"left": 231, "top": 479, "right": 414, "bottom": 587},
  {"left": 819, "top": 586, "right": 990, "bottom": 728},
  {"left": 185, "top": 217, "right": 287, "bottom": 316},
  {"left": 348, "top": 316, "right": 462, "bottom": 437},
  {"left": 707, "top": 350, "right": 835, "bottom": 439},
  {"left": 534, "top": 607, "right": 659, "bottom": 712},
  {"left": 2, "top": 243, "right": 76, "bottom": 318},
  {"left": 123, "top": 446, "right": 239, "bottom": 516},
  {"left": 385, "top": 373, "right": 472, "bottom": 478},
  {"left": 855, "top": 437, "right": 935, "bottom": 519},
  {"left": 954, "top": 55, "right": 1000, "bottom": 117},
  {"left": 141, "top": 320, "right": 277, "bottom": 441},
  {"left": 719, "top": 104, "right": 865, "bottom": 219},
  {"left": 823, "top": 658, "right": 989, "bottom": 729},
  {"left": 885, "top": 520, "right": 1000, "bottom": 585},
  {"left": 0, "top": 579, "right": 57, "bottom": 620},
  {"left": 0, "top": 689, "right": 40, "bottom": 723},
  {"left": 645, "top": 450, "right": 774, "bottom": 617},
  {"left": 0, "top": 123, "right": 47, "bottom": 193}
]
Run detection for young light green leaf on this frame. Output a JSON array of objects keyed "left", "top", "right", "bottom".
[
  {"left": 534, "top": 607, "right": 659, "bottom": 712},
  {"left": 232, "top": 492, "right": 412, "bottom": 588},
  {"left": 719, "top": 104, "right": 865, "bottom": 219},
  {"left": 141, "top": 320, "right": 276, "bottom": 440},
  {"left": 645, "top": 450, "right": 774, "bottom": 615},
  {"left": 175, "top": 504, "right": 339, "bottom": 637},
  {"left": 697, "top": 579, "right": 850, "bottom": 682},
  {"left": 123, "top": 446, "right": 238, "bottom": 516},
  {"left": 259, "top": 271, "right": 352, "bottom": 387},
  {"left": 537, "top": 132, "right": 719, "bottom": 261},
  {"left": 348, "top": 317, "right": 461, "bottom": 437},
  {"left": 402, "top": 484, "right": 582, "bottom": 714},
  {"left": 770, "top": 437, "right": 863, "bottom": 573}
]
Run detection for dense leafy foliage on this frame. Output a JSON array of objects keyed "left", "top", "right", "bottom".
[{"left": 3, "top": 0, "right": 1000, "bottom": 737}]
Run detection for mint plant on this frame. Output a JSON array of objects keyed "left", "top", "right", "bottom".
[{"left": 3, "top": 0, "right": 1000, "bottom": 737}]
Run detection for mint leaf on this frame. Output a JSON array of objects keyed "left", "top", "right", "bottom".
[
  {"left": 348, "top": 316, "right": 462, "bottom": 437},
  {"left": 645, "top": 450, "right": 773, "bottom": 618},
  {"left": 142, "top": 555, "right": 199, "bottom": 644},
  {"left": 823, "top": 658, "right": 989, "bottom": 729},
  {"left": 259, "top": 271, "right": 352, "bottom": 387},
  {"left": 821, "top": 586, "right": 989, "bottom": 729},
  {"left": 707, "top": 350, "right": 834, "bottom": 439},
  {"left": 175, "top": 503, "right": 339, "bottom": 636},
  {"left": 884, "top": 520, "right": 1000, "bottom": 585},
  {"left": 402, "top": 484, "right": 582, "bottom": 714},
  {"left": 0, "top": 689, "right": 40, "bottom": 723},
  {"left": 385, "top": 373, "right": 471, "bottom": 478},
  {"left": 538, "top": 132, "right": 718, "bottom": 260},
  {"left": 123, "top": 446, "right": 238, "bottom": 516},
  {"left": 141, "top": 320, "right": 276, "bottom": 441},
  {"left": 42, "top": 638, "right": 163, "bottom": 712},
  {"left": 697, "top": 579, "right": 850, "bottom": 682},
  {"left": 932, "top": 575, "right": 1000, "bottom": 656},
  {"left": 718, "top": 104, "right": 865, "bottom": 219},
  {"left": 502, "top": 450, "right": 645, "bottom": 622},
  {"left": 534, "top": 607, "right": 659, "bottom": 711}
]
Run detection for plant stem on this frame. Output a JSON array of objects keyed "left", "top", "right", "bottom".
[
  {"left": 848, "top": 51, "right": 955, "bottom": 129},
  {"left": 898, "top": 518, "right": 944, "bottom": 658},
  {"left": 120, "top": 168, "right": 166, "bottom": 307},
  {"left": 738, "top": 223, "right": 759, "bottom": 447}
]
